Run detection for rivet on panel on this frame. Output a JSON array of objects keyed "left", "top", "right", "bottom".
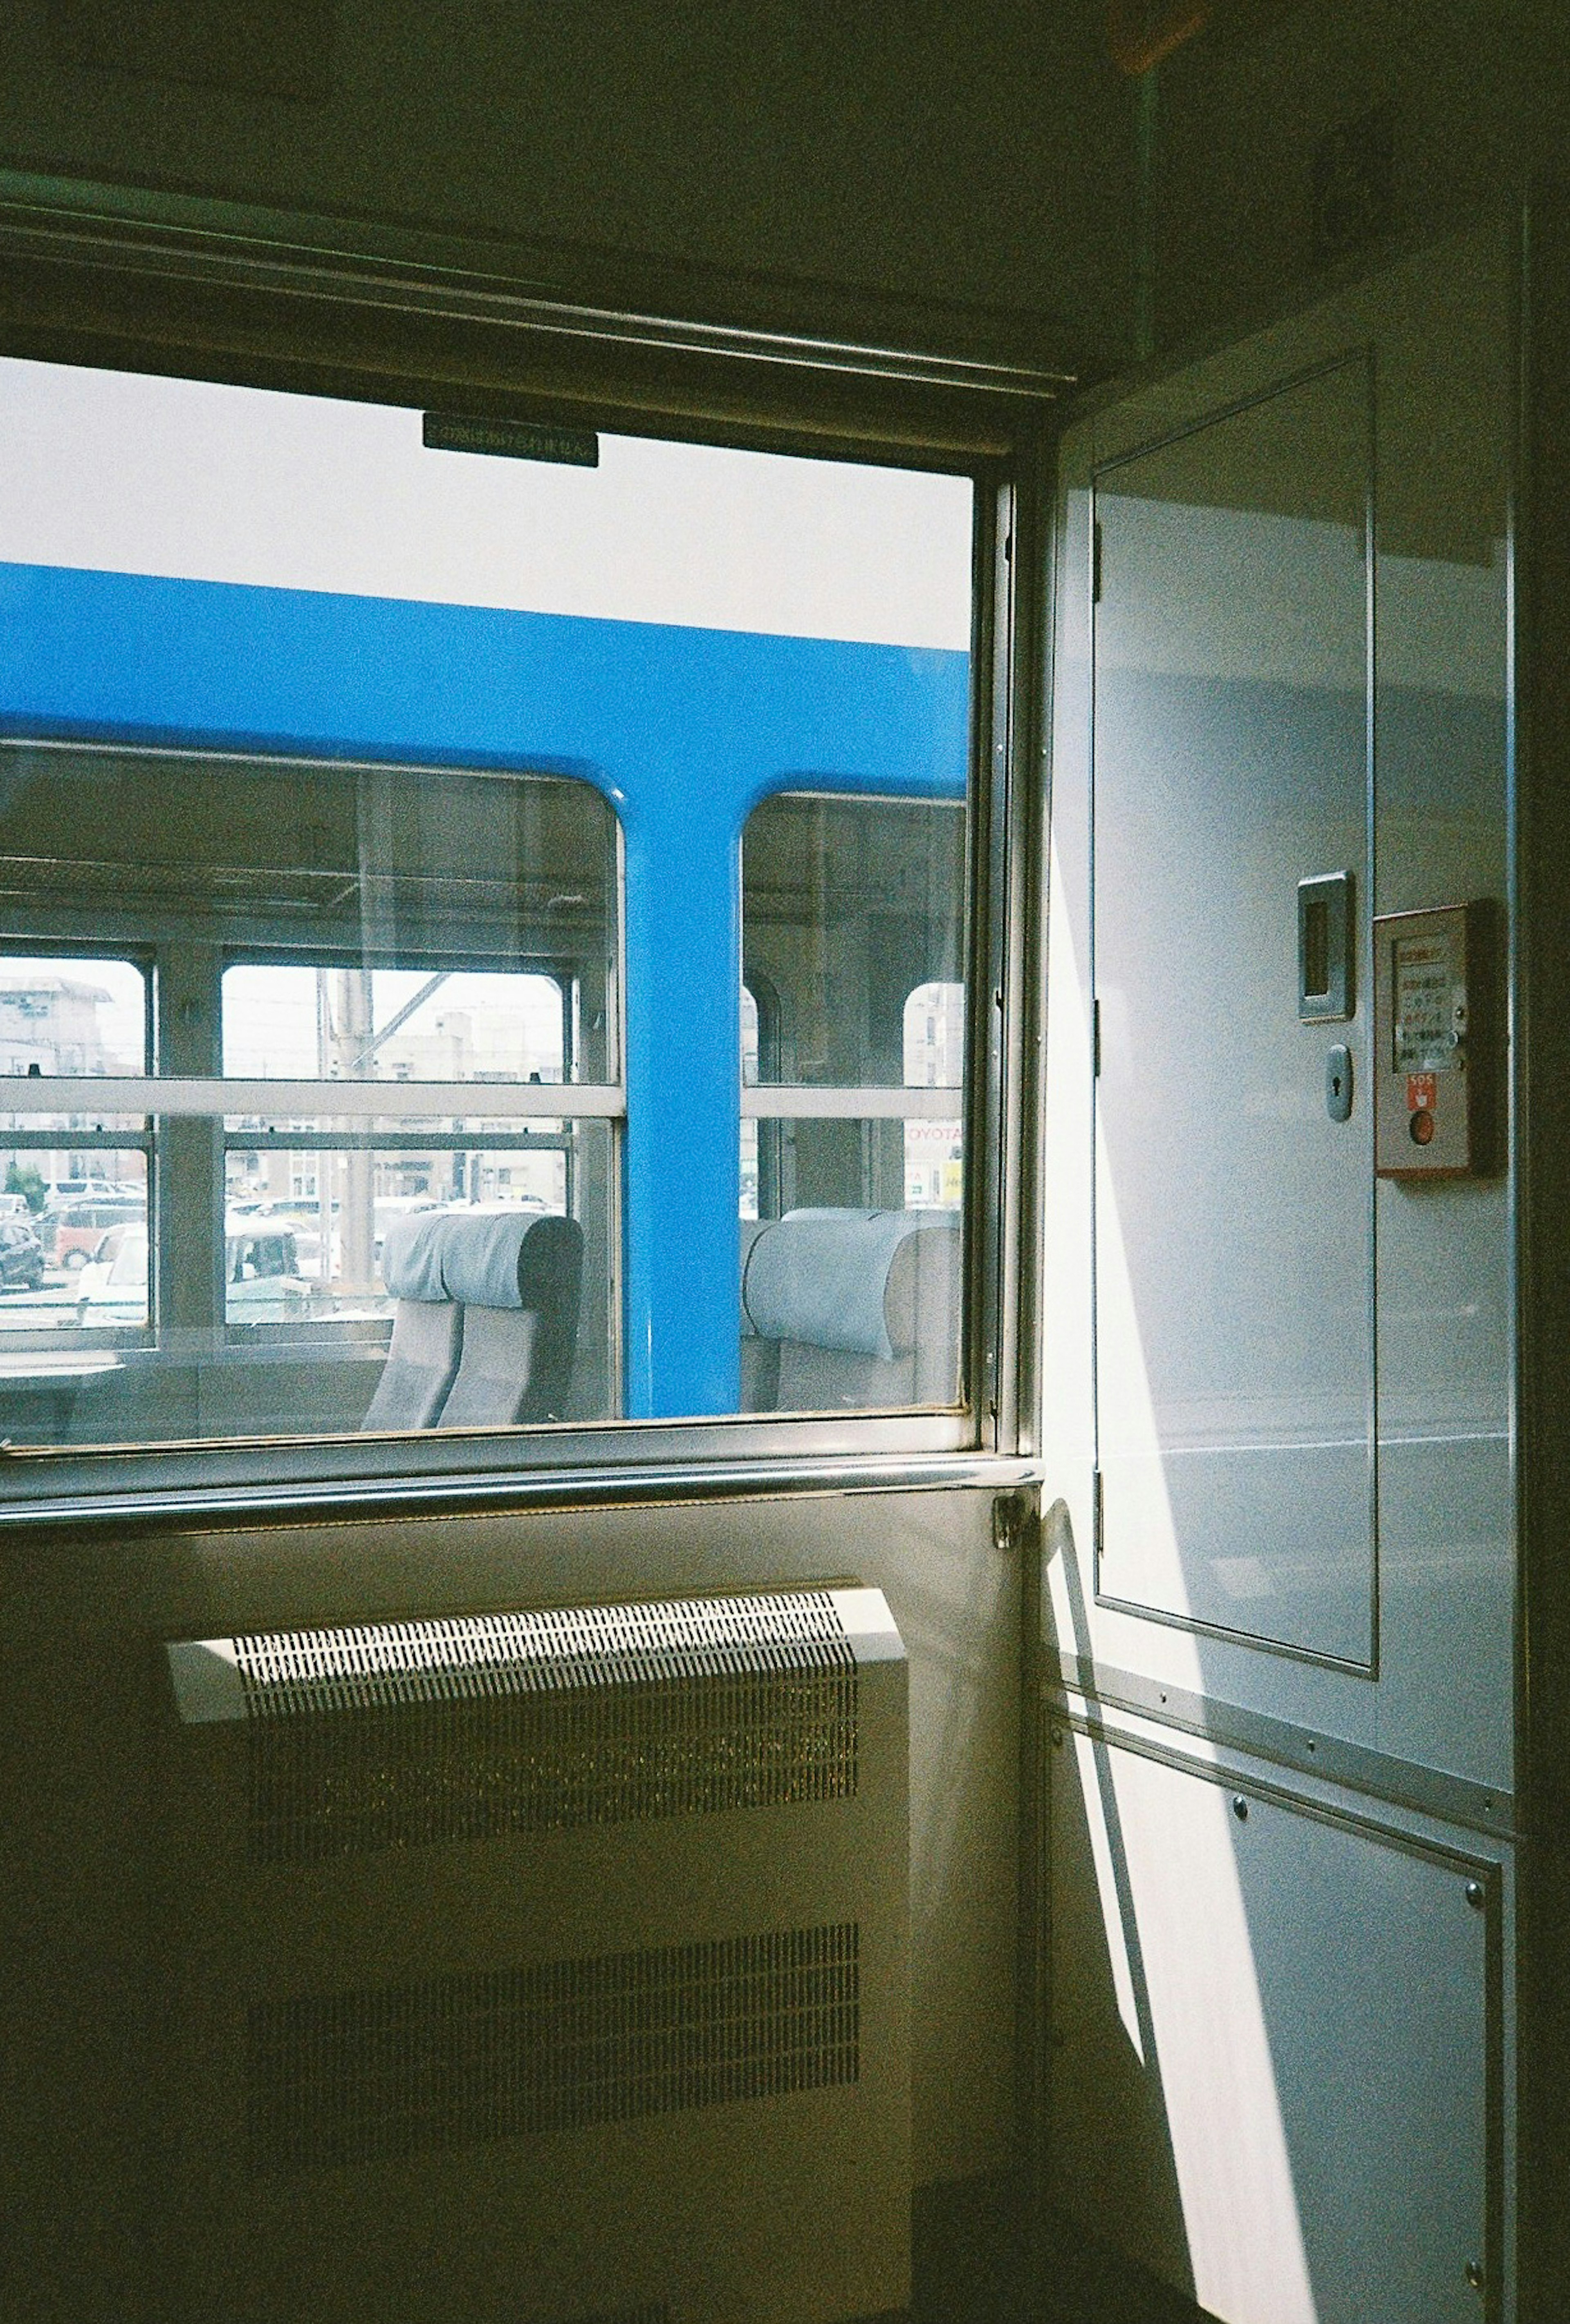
[
  {"left": 1465, "top": 1880, "right": 1485, "bottom": 1911},
  {"left": 1231, "top": 1795, "right": 1249, "bottom": 1822},
  {"left": 1465, "top": 2258, "right": 1485, "bottom": 2291}
]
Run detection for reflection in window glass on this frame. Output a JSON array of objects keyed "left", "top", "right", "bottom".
[
  {"left": 222, "top": 967, "right": 567, "bottom": 1083},
  {"left": 738, "top": 1130, "right": 962, "bottom": 1413},
  {"left": 222, "top": 1138, "right": 573, "bottom": 1318},
  {"left": 50, "top": 1124, "right": 614, "bottom": 1444},
  {"left": 740, "top": 796, "right": 966, "bottom": 1410},
  {"left": 903, "top": 980, "right": 963, "bottom": 1209},
  {"left": 743, "top": 796, "right": 964, "bottom": 1094}
]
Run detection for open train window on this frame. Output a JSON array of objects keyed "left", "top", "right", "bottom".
[{"left": 0, "top": 346, "right": 978, "bottom": 1477}]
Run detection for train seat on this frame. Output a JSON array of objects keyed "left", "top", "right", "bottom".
[
  {"left": 359, "top": 1210, "right": 462, "bottom": 1431},
  {"left": 740, "top": 1206, "right": 960, "bottom": 1411},
  {"left": 739, "top": 1218, "right": 781, "bottom": 1412},
  {"left": 363, "top": 1210, "right": 584, "bottom": 1431},
  {"left": 430, "top": 1210, "right": 584, "bottom": 1427}
]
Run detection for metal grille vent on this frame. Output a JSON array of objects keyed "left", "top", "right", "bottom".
[
  {"left": 248, "top": 1922, "right": 859, "bottom": 2176},
  {"left": 249, "top": 1665, "right": 857, "bottom": 1863},
  {"left": 234, "top": 1595, "right": 857, "bottom": 1864},
  {"left": 232, "top": 1593, "right": 852, "bottom": 1714}
]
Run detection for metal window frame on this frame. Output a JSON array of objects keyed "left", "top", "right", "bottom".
[{"left": 0, "top": 171, "right": 1063, "bottom": 1515}]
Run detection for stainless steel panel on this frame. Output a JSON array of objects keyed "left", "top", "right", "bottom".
[
  {"left": 1091, "top": 357, "right": 1375, "bottom": 1664},
  {"left": 1048, "top": 1722, "right": 1496, "bottom": 2324},
  {"left": 1043, "top": 222, "right": 1516, "bottom": 1799}
]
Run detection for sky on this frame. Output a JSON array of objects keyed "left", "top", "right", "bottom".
[{"left": 0, "top": 356, "right": 973, "bottom": 650}]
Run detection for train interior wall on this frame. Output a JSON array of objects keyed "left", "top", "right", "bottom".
[{"left": 4, "top": 8, "right": 1570, "bottom": 2324}]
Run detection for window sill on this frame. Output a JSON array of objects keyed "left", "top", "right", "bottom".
[{"left": 0, "top": 1410, "right": 1036, "bottom": 1530}]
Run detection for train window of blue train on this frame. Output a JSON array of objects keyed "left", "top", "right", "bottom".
[
  {"left": 740, "top": 794, "right": 966, "bottom": 1411},
  {"left": 0, "top": 951, "right": 150, "bottom": 1325},
  {"left": 903, "top": 982, "right": 965, "bottom": 1208},
  {"left": 0, "top": 346, "right": 976, "bottom": 1471},
  {"left": 740, "top": 987, "right": 761, "bottom": 1222}
]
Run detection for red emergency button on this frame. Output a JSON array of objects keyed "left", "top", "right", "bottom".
[{"left": 1409, "top": 1108, "right": 1435, "bottom": 1145}]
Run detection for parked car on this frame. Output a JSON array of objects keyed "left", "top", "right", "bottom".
[
  {"left": 47, "top": 1194, "right": 146, "bottom": 1268},
  {"left": 0, "top": 1217, "right": 45, "bottom": 1291},
  {"left": 72, "top": 1221, "right": 148, "bottom": 1322},
  {"left": 75, "top": 1219, "right": 314, "bottom": 1325},
  {"left": 224, "top": 1219, "right": 312, "bottom": 1318}
]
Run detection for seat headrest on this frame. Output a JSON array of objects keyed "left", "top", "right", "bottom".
[
  {"left": 379, "top": 1209, "right": 582, "bottom": 1311},
  {"left": 378, "top": 1209, "right": 449, "bottom": 1302},
  {"left": 741, "top": 1206, "right": 958, "bottom": 1360}
]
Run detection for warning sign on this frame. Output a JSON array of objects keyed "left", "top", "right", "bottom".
[
  {"left": 1393, "top": 937, "right": 1456, "bottom": 1074},
  {"left": 1406, "top": 1072, "right": 1437, "bottom": 1113}
]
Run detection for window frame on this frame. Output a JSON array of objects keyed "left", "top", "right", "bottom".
[{"left": 0, "top": 175, "right": 1059, "bottom": 1513}]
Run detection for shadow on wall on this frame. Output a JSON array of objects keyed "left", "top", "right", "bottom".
[
  {"left": 1043, "top": 1493, "right": 1493, "bottom": 2324},
  {"left": 1043, "top": 1497, "right": 1198, "bottom": 2307}
]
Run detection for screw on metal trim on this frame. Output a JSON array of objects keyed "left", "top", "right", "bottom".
[
  {"left": 1231, "top": 1795, "right": 1249, "bottom": 1822},
  {"left": 1465, "top": 1880, "right": 1485, "bottom": 1910},
  {"left": 1465, "top": 2259, "right": 1484, "bottom": 2291}
]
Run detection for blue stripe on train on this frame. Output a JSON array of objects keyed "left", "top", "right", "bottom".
[{"left": 0, "top": 562, "right": 969, "bottom": 1417}]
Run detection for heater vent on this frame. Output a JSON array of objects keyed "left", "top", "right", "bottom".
[
  {"left": 232, "top": 1592, "right": 852, "bottom": 1713},
  {"left": 221, "top": 1594, "right": 858, "bottom": 1863},
  {"left": 248, "top": 1922, "right": 859, "bottom": 2176},
  {"left": 249, "top": 1665, "right": 857, "bottom": 1862}
]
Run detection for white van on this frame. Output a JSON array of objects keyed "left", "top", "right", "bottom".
[{"left": 76, "top": 1219, "right": 312, "bottom": 1325}]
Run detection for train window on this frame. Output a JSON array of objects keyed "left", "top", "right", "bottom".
[
  {"left": 0, "top": 346, "right": 973, "bottom": 1471},
  {"left": 740, "top": 986, "right": 761, "bottom": 1222},
  {"left": 903, "top": 981, "right": 964, "bottom": 1208},
  {"left": 0, "top": 953, "right": 150, "bottom": 1329},
  {"left": 740, "top": 796, "right": 965, "bottom": 1410}
]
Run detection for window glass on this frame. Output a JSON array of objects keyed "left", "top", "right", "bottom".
[
  {"left": 0, "top": 955, "right": 149, "bottom": 1335},
  {"left": 222, "top": 967, "right": 567, "bottom": 1084},
  {"left": 0, "top": 954, "right": 145, "bottom": 1075},
  {"left": 740, "top": 796, "right": 966, "bottom": 1411},
  {"left": 903, "top": 980, "right": 964, "bottom": 1209},
  {"left": 0, "top": 351, "right": 971, "bottom": 1458}
]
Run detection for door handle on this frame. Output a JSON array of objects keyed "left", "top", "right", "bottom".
[{"left": 1298, "top": 871, "right": 1354, "bottom": 1022}]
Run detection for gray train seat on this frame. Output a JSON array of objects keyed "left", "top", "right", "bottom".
[
  {"left": 361, "top": 1210, "right": 462, "bottom": 1431},
  {"left": 740, "top": 1206, "right": 961, "bottom": 1410},
  {"left": 437, "top": 1210, "right": 583, "bottom": 1426},
  {"left": 363, "top": 1209, "right": 583, "bottom": 1431},
  {"left": 739, "top": 1218, "right": 780, "bottom": 1413}
]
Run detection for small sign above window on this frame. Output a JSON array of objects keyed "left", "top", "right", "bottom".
[{"left": 422, "top": 413, "right": 600, "bottom": 468}]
